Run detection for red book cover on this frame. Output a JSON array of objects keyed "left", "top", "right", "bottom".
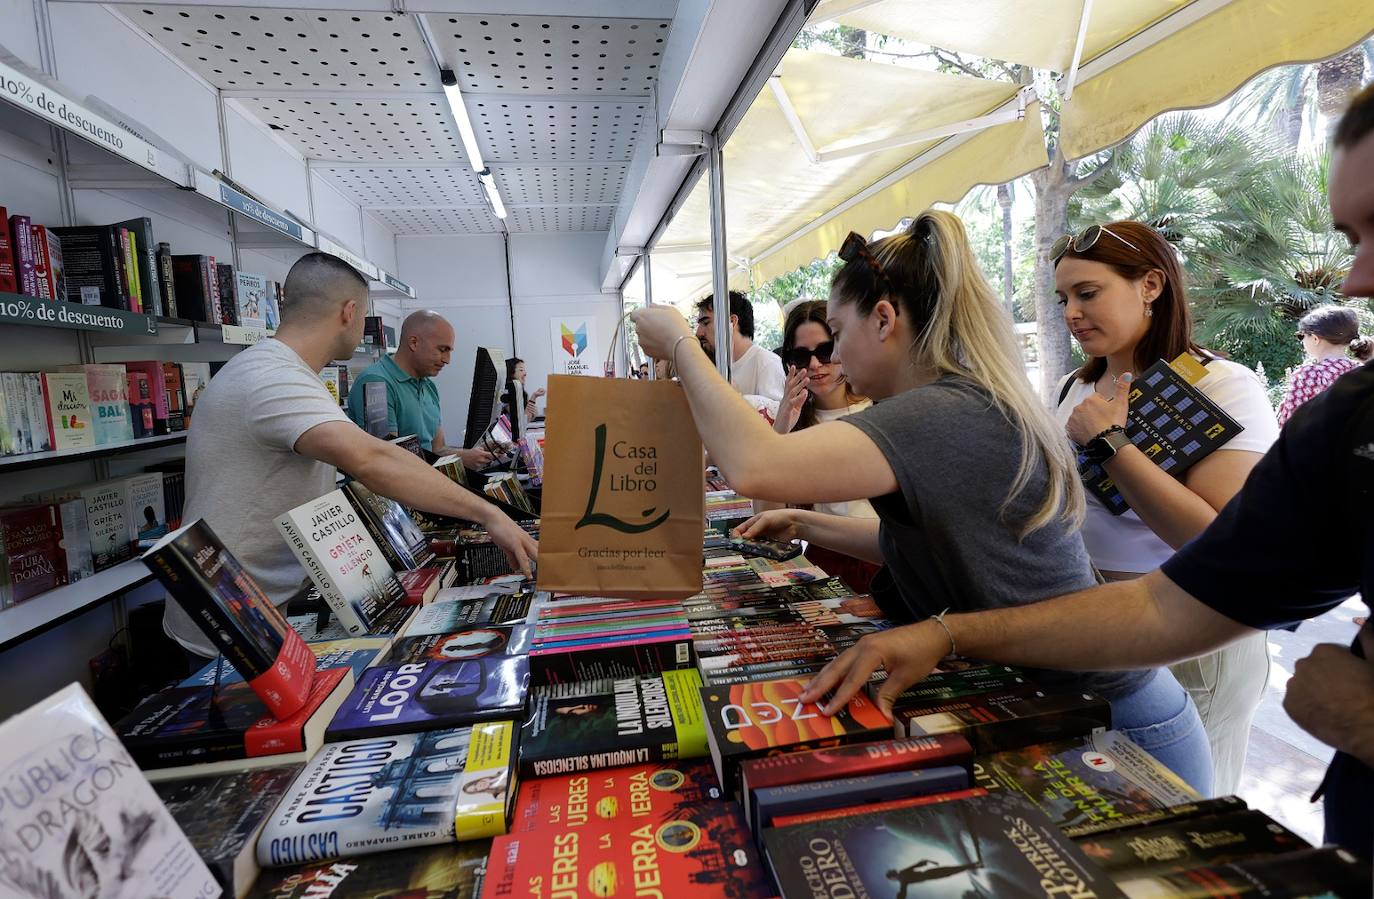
[
  {"left": 893, "top": 686, "right": 1112, "bottom": 753},
  {"left": 8, "top": 214, "right": 37, "bottom": 296},
  {"left": 124, "top": 361, "right": 170, "bottom": 434},
  {"left": 483, "top": 801, "right": 773, "bottom": 899},
  {"left": 700, "top": 677, "right": 893, "bottom": 795},
  {"left": 513, "top": 759, "right": 723, "bottom": 835},
  {"left": 768, "top": 787, "right": 986, "bottom": 829},
  {"left": 398, "top": 566, "right": 441, "bottom": 605},
  {"left": 163, "top": 362, "right": 186, "bottom": 431},
  {"left": 0, "top": 504, "right": 69, "bottom": 604},
  {"left": 244, "top": 667, "right": 346, "bottom": 755},
  {"left": 29, "top": 225, "right": 52, "bottom": 300},
  {"left": 127, "top": 371, "right": 155, "bottom": 438},
  {"left": 0, "top": 205, "right": 15, "bottom": 292}
]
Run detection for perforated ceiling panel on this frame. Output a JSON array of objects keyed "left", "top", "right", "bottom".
[
  {"left": 429, "top": 15, "right": 666, "bottom": 94},
  {"left": 313, "top": 165, "right": 486, "bottom": 207},
  {"left": 368, "top": 207, "right": 499, "bottom": 235},
  {"left": 495, "top": 165, "right": 628, "bottom": 206},
  {"left": 239, "top": 97, "right": 467, "bottom": 162},
  {"left": 132, "top": 6, "right": 434, "bottom": 90},
  {"left": 472, "top": 99, "right": 645, "bottom": 162},
  {"left": 507, "top": 205, "right": 616, "bottom": 233}
]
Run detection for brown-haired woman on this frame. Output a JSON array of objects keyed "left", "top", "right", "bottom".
[
  {"left": 755, "top": 299, "right": 880, "bottom": 592},
  {"left": 1279, "top": 305, "right": 1373, "bottom": 425},
  {"left": 1052, "top": 221, "right": 1279, "bottom": 795}
]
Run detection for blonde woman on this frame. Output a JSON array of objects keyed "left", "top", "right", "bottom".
[{"left": 632, "top": 210, "right": 1212, "bottom": 793}]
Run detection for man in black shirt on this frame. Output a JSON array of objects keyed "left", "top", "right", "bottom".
[{"left": 805, "top": 84, "right": 1374, "bottom": 857}]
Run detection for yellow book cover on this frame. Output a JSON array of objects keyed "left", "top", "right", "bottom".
[{"left": 455, "top": 719, "right": 518, "bottom": 839}]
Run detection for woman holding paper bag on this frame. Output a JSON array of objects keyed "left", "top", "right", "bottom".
[
  {"left": 1051, "top": 221, "right": 1279, "bottom": 795},
  {"left": 631, "top": 210, "right": 1213, "bottom": 794}
]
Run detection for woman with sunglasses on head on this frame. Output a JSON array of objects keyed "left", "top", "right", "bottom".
[
  {"left": 752, "top": 300, "right": 880, "bottom": 592},
  {"left": 1278, "top": 305, "right": 1373, "bottom": 426},
  {"left": 632, "top": 210, "right": 1213, "bottom": 793},
  {"left": 1052, "top": 221, "right": 1279, "bottom": 796}
]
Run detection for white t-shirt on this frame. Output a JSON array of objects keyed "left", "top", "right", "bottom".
[
  {"left": 731, "top": 342, "right": 786, "bottom": 418},
  {"left": 813, "top": 400, "right": 879, "bottom": 521},
  {"left": 164, "top": 338, "right": 351, "bottom": 655},
  {"left": 1054, "top": 358, "right": 1279, "bottom": 573}
]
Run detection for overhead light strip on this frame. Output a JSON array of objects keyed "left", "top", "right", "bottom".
[{"left": 441, "top": 69, "right": 485, "bottom": 172}]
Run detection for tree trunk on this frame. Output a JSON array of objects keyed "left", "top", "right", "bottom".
[
  {"left": 997, "top": 182, "right": 1015, "bottom": 317},
  {"left": 1317, "top": 48, "right": 1365, "bottom": 136},
  {"left": 841, "top": 28, "right": 867, "bottom": 60},
  {"left": 1029, "top": 158, "right": 1076, "bottom": 401}
]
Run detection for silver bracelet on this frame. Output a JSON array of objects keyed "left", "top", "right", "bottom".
[
  {"left": 931, "top": 607, "right": 957, "bottom": 657},
  {"left": 671, "top": 334, "right": 693, "bottom": 368}
]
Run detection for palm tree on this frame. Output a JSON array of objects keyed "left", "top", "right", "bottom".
[{"left": 1229, "top": 42, "right": 1373, "bottom": 145}]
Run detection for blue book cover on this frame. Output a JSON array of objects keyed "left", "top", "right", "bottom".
[
  {"left": 180, "top": 639, "right": 383, "bottom": 688},
  {"left": 385, "top": 623, "right": 534, "bottom": 665},
  {"left": 752, "top": 765, "right": 968, "bottom": 831},
  {"left": 325, "top": 656, "right": 529, "bottom": 741}
]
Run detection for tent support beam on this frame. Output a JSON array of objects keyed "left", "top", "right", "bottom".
[
  {"left": 1060, "top": 0, "right": 1097, "bottom": 100},
  {"left": 769, "top": 75, "right": 820, "bottom": 164},
  {"left": 816, "top": 89, "right": 1029, "bottom": 162},
  {"left": 708, "top": 139, "right": 731, "bottom": 382}
]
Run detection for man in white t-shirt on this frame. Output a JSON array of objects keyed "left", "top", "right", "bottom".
[
  {"left": 694, "top": 291, "right": 785, "bottom": 418},
  {"left": 164, "top": 252, "right": 538, "bottom": 659}
]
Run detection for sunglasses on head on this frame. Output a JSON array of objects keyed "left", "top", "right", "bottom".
[
  {"left": 1051, "top": 224, "right": 1143, "bottom": 263},
  {"left": 839, "top": 231, "right": 890, "bottom": 290},
  {"left": 785, "top": 341, "right": 835, "bottom": 370}
]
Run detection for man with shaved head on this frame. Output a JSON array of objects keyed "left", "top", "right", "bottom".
[
  {"left": 164, "top": 253, "right": 535, "bottom": 661},
  {"left": 347, "top": 309, "right": 493, "bottom": 468}
]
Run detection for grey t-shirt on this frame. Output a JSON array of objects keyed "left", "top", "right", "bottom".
[
  {"left": 845, "top": 375, "right": 1151, "bottom": 700},
  {"left": 164, "top": 338, "right": 351, "bottom": 656}
]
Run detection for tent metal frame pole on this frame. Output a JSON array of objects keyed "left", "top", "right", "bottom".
[
  {"left": 644, "top": 252, "right": 656, "bottom": 379},
  {"left": 708, "top": 137, "right": 731, "bottom": 383},
  {"left": 1060, "top": 0, "right": 1097, "bottom": 100}
]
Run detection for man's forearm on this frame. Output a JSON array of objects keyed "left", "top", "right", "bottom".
[
  {"left": 355, "top": 442, "right": 501, "bottom": 527},
  {"left": 947, "top": 570, "right": 1255, "bottom": 671},
  {"left": 798, "top": 512, "right": 884, "bottom": 564}
]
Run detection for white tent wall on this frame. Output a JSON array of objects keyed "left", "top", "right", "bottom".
[{"left": 397, "top": 231, "right": 622, "bottom": 447}]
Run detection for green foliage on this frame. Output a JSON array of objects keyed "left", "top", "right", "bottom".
[{"left": 748, "top": 255, "right": 842, "bottom": 350}]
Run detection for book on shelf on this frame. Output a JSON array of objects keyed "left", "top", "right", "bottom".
[
  {"left": 31, "top": 478, "right": 132, "bottom": 571},
  {"left": 163, "top": 361, "right": 188, "bottom": 431},
  {"left": 124, "top": 360, "right": 171, "bottom": 434},
  {"left": 320, "top": 365, "right": 341, "bottom": 406},
  {"left": 0, "top": 500, "right": 91, "bottom": 607},
  {"left": 115, "top": 667, "right": 352, "bottom": 780},
  {"left": 235, "top": 270, "right": 271, "bottom": 329},
  {"left": 764, "top": 790, "right": 1127, "bottom": 899},
  {"left": 323, "top": 656, "right": 529, "bottom": 741},
  {"left": 40, "top": 370, "right": 95, "bottom": 451},
  {"left": 58, "top": 363, "right": 134, "bottom": 445},
  {"left": 215, "top": 263, "right": 238, "bottom": 326},
  {"left": 700, "top": 676, "right": 893, "bottom": 796},
  {"left": 116, "top": 216, "right": 160, "bottom": 316},
  {"left": 512, "top": 758, "right": 724, "bottom": 835},
  {"left": 487, "top": 800, "right": 774, "bottom": 899},
  {"left": 171, "top": 254, "right": 216, "bottom": 323},
  {"left": 0, "top": 683, "right": 221, "bottom": 898},
  {"left": 127, "top": 369, "right": 156, "bottom": 438},
  {"left": 342, "top": 479, "right": 437, "bottom": 571},
  {"left": 180, "top": 361, "right": 212, "bottom": 428},
  {"left": 974, "top": 729, "right": 1201, "bottom": 837},
  {"left": 115, "top": 227, "right": 137, "bottom": 311},
  {"left": 1, "top": 372, "right": 33, "bottom": 454},
  {"left": 9, "top": 212, "right": 37, "bottom": 296},
  {"left": 893, "top": 685, "right": 1112, "bottom": 752},
  {"left": 0, "top": 206, "right": 17, "bottom": 292},
  {"left": 153, "top": 764, "right": 302, "bottom": 899},
  {"left": 738, "top": 733, "right": 974, "bottom": 830},
  {"left": 156, "top": 241, "right": 178, "bottom": 317},
  {"left": 276, "top": 488, "right": 406, "bottom": 636},
  {"left": 258, "top": 722, "right": 519, "bottom": 867},
  {"left": 31, "top": 223, "right": 63, "bottom": 301},
  {"left": 1074, "top": 809, "right": 1308, "bottom": 881},
  {"left": 143, "top": 519, "right": 317, "bottom": 719},
  {"left": 519, "top": 670, "right": 708, "bottom": 779},
  {"left": 28, "top": 226, "right": 51, "bottom": 299},
  {"left": 1114, "top": 847, "right": 1369, "bottom": 898},
  {"left": 245, "top": 843, "right": 491, "bottom": 899},
  {"left": 50, "top": 224, "right": 122, "bottom": 306}
]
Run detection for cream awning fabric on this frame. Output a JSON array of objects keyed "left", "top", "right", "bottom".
[{"left": 1060, "top": 0, "right": 1374, "bottom": 160}]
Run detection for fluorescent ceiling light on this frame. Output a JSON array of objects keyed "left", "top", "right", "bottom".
[
  {"left": 479, "top": 171, "right": 507, "bottom": 219},
  {"left": 441, "top": 69, "right": 484, "bottom": 172}
]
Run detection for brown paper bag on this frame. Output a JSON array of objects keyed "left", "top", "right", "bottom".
[{"left": 536, "top": 374, "right": 704, "bottom": 599}]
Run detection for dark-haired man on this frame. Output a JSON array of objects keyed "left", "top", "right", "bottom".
[
  {"left": 164, "top": 253, "right": 537, "bottom": 659},
  {"left": 695, "top": 291, "right": 785, "bottom": 418},
  {"left": 805, "top": 83, "right": 1374, "bottom": 857}
]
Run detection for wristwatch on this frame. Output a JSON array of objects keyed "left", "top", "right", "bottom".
[{"left": 1083, "top": 426, "right": 1131, "bottom": 465}]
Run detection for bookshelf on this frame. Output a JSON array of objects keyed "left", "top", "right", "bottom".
[
  {"left": 0, "top": 431, "right": 187, "bottom": 473},
  {"left": 0, "top": 558, "right": 153, "bottom": 649}
]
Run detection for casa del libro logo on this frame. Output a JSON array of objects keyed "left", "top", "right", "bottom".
[{"left": 576, "top": 423, "right": 670, "bottom": 534}]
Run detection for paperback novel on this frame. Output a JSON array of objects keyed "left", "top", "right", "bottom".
[
  {"left": 245, "top": 843, "right": 491, "bottom": 899},
  {"left": 40, "top": 370, "right": 95, "bottom": 451},
  {"left": 402, "top": 592, "right": 537, "bottom": 636},
  {"left": 324, "top": 656, "right": 529, "bottom": 740},
  {"left": 63, "top": 363, "right": 134, "bottom": 445},
  {"left": 1075, "top": 809, "right": 1308, "bottom": 879},
  {"left": 513, "top": 758, "right": 724, "bottom": 836},
  {"left": 894, "top": 686, "right": 1111, "bottom": 752},
  {"left": 385, "top": 623, "right": 534, "bottom": 664},
  {"left": 343, "top": 479, "right": 436, "bottom": 571},
  {"left": 1114, "top": 847, "right": 1368, "bottom": 898},
  {"left": 752, "top": 765, "right": 970, "bottom": 832}
]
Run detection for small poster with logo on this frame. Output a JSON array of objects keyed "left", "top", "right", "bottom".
[
  {"left": 537, "top": 375, "right": 704, "bottom": 599},
  {"left": 549, "top": 316, "right": 601, "bottom": 377}
]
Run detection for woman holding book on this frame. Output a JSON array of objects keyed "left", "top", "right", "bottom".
[
  {"left": 632, "top": 210, "right": 1213, "bottom": 793},
  {"left": 1278, "top": 305, "right": 1373, "bottom": 426},
  {"left": 1051, "top": 221, "right": 1279, "bottom": 795},
  {"left": 752, "top": 300, "right": 880, "bottom": 592}
]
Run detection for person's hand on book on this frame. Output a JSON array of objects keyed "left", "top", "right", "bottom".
[
  {"left": 736, "top": 508, "right": 806, "bottom": 543},
  {"left": 799, "top": 619, "right": 950, "bottom": 720},
  {"left": 1066, "top": 372, "right": 1133, "bottom": 446},
  {"left": 630, "top": 306, "right": 694, "bottom": 359},
  {"left": 487, "top": 513, "right": 538, "bottom": 578},
  {"left": 459, "top": 447, "right": 496, "bottom": 470},
  {"left": 774, "top": 366, "right": 810, "bottom": 434}
]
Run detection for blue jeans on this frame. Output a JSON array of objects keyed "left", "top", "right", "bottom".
[{"left": 1111, "top": 669, "right": 1214, "bottom": 797}]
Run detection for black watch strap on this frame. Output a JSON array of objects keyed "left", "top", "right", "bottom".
[{"left": 1084, "top": 426, "right": 1129, "bottom": 464}]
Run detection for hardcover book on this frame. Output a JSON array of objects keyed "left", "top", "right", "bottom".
[
  {"left": 764, "top": 790, "right": 1126, "bottom": 899},
  {"left": 153, "top": 765, "right": 302, "bottom": 898},
  {"left": 277, "top": 489, "right": 406, "bottom": 636},
  {"left": 700, "top": 677, "right": 893, "bottom": 795},
  {"left": 324, "top": 656, "right": 530, "bottom": 740},
  {"left": 9, "top": 213, "right": 37, "bottom": 296},
  {"left": 50, "top": 224, "right": 122, "bottom": 306},
  {"left": 124, "top": 471, "right": 168, "bottom": 543},
  {"left": 1075, "top": 809, "right": 1308, "bottom": 880},
  {"left": 0, "top": 684, "right": 221, "bottom": 898},
  {"left": 386, "top": 623, "right": 534, "bottom": 664},
  {"left": 399, "top": 566, "right": 448, "bottom": 604},
  {"left": 128, "top": 370, "right": 155, "bottom": 438},
  {"left": 171, "top": 254, "right": 214, "bottom": 322},
  {"left": 753, "top": 766, "right": 970, "bottom": 832},
  {"left": 124, "top": 360, "right": 171, "bottom": 434},
  {"left": 519, "top": 670, "right": 708, "bottom": 779},
  {"left": 513, "top": 759, "right": 723, "bottom": 835},
  {"left": 164, "top": 361, "right": 188, "bottom": 431},
  {"left": 343, "top": 479, "right": 436, "bottom": 571},
  {"left": 484, "top": 801, "right": 774, "bottom": 899},
  {"left": 115, "top": 217, "right": 160, "bottom": 316},
  {"left": 115, "top": 667, "right": 351, "bottom": 777},
  {"left": 156, "top": 241, "right": 178, "bottom": 317},
  {"left": 0, "top": 502, "right": 81, "bottom": 606},
  {"left": 61, "top": 363, "right": 134, "bottom": 445},
  {"left": 974, "top": 729, "right": 1200, "bottom": 836},
  {"left": 738, "top": 734, "right": 974, "bottom": 828},
  {"left": 36, "top": 478, "right": 130, "bottom": 570},
  {"left": 0, "top": 205, "right": 16, "bottom": 292},
  {"left": 29, "top": 224, "right": 52, "bottom": 299},
  {"left": 40, "top": 370, "right": 95, "bottom": 451},
  {"left": 215, "top": 264, "right": 237, "bottom": 326},
  {"left": 258, "top": 722, "right": 519, "bottom": 866},
  {"left": 143, "top": 519, "right": 317, "bottom": 719},
  {"left": 894, "top": 686, "right": 1111, "bottom": 752},
  {"left": 234, "top": 270, "right": 268, "bottom": 329},
  {"left": 245, "top": 843, "right": 491, "bottom": 899},
  {"left": 1114, "top": 847, "right": 1369, "bottom": 898}
]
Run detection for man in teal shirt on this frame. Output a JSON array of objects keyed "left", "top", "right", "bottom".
[{"left": 347, "top": 310, "right": 493, "bottom": 468}]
